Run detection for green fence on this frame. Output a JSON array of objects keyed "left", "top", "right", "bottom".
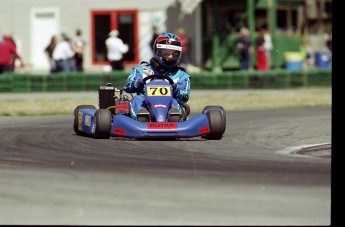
[{"left": 0, "top": 69, "right": 331, "bottom": 92}]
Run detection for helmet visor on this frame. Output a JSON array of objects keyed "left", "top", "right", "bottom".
[{"left": 156, "top": 44, "right": 182, "bottom": 60}]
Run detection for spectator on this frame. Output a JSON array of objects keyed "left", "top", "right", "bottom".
[
  {"left": 261, "top": 25, "right": 273, "bottom": 69},
  {"left": 73, "top": 28, "right": 87, "bottom": 72},
  {"left": 105, "top": 29, "right": 129, "bottom": 71},
  {"left": 255, "top": 29, "right": 268, "bottom": 71},
  {"left": 300, "top": 37, "right": 314, "bottom": 68},
  {"left": 0, "top": 34, "right": 24, "bottom": 74},
  {"left": 150, "top": 26, "right": 159, "bottom": 52},
  {"left": 237, "top": 27, "right": 252, "bottom": 70},
  {"left": 52, "top": 33, "right": 75, "bottom": 72},
  {"left": 325, "top": 33, "right": 332, "bottom": 53},
  {"left": 45, "top": 35, "right": 57, "bottom": 73},
  {"left": 175, "top": 27, "right": 189, "bottom": 66}
]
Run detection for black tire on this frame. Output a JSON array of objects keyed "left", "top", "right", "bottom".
[
  {"left": 202, "top": 105, "right": 226, "bottom": 134},
  {"left": 204, "top": 109, "right": 224, "bottom": 140},
  {"left": 94, "top": 109, "right": 112, "bottom": 139},
  {"left": 74, "top": 105, "right": 96, "bottom": 136},
  {"left": 181, "top": 103, "right": 191, "bottom": 120}
]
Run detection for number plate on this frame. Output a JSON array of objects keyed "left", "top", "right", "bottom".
[{"left": 147, "top": 86, "right": 171, "bottom": 96}]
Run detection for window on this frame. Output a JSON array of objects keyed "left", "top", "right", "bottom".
[
  {"left": 91, "top": 10, "right": 138, "bottom": 66},
  {"left": 277, "top": 8, "right": 298, "bottom": 34}
]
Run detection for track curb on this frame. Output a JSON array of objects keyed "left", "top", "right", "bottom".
[{"left": 276, "top": 143, "right": 331, "bottom": 158}]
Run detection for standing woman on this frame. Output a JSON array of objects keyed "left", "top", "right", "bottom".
[
  {"left": 45, "top": 35, "right": 57, "bottom": 73},
  {"left": 255, "top": 29, "right": 268, "bottom": 71}
]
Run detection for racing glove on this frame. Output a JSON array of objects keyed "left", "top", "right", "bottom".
[
  {"left": 181, "top": 94, "right": 189, "bottom": 102},
  {"left": 172, "top": 83, "right": 178, "bottom": 97},
  {"left": 134, "top": 79, "right": 144, "bottom": 91}
]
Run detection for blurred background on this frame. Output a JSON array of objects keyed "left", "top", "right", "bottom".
[{"left": 0, "top": 0, "right": 332, "bottom": 74}]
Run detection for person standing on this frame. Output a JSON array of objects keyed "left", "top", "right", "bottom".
[
  {"left": 150, "top": 26, "right": 159, "bottom": 52},
  {"left": 237, "top": 27, "right": 252, "bottom": 70},
  {"left": 175, "top": 27, "right": 189, "bottom": 66},
  {"left": 255, "top": 29, "right": 268, "bottom": 71},
  {"left": 105, "top": 30, "right": 129, "bottom": 71},
  {"left": 325, "top": 33, "right": 332, "bottom": 53},
  {"left": 73, "top": 28, "right": 86, "bottom": 72},
  {"left": 45, "top": 35, "right": 57, "bottom": 73},
  {"left": 52, "top": 33, "right": 75, "bottom": 72},
  {"left": 261, "top": 25, "right": 273, "bottom": 69},
  {"left": 0, "top": 34, "right": 24, "bottom": 74}
]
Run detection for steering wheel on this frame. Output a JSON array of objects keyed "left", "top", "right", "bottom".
[{"left": 142, "top": 74, "right": 174, "bottom": 85}]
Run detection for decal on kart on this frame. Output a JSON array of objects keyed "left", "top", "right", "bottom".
[
  {"left": 99, "top": 86, "right": 115, "bottom": 90},
  {"left": 199, "top": 126, "right": 210, "bottom": 134},
  {"left": 116, "top": 103, "right": 130, "bottom": 111},
  {"left": 154, "top": 104, "right": 167, "bottom": 108},
  {"left": 114, "top": 128, "right": 126, "bottom": 136},
  {"left": 147, "top": 122, "right": 177, "bottom": 129},
  {"left": 84, "top": 115, "right": 91, "bottom": 127},
  {"left": 78, "top": 112, "right": 83, "bottom": 131},
  {"left": 147, "top": 86, "right": 171, "bottom": 96}
]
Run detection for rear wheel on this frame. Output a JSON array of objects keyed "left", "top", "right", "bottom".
[
  {"left": 94, "top": 109, "right": 112, "bottom": 139},
  {"left": 73, "top": 105, "right": 96, "bottom": 136},
  {"left": 203, "top": 109, "right": 225, "bottom": 140}
]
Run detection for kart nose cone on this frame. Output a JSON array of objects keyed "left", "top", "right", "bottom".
[
  {"left": 156, "top": 114, "right": 166, "bottom": 122},
  {"left": 153, "top": 108, "right": 168, "bottom": 122}
]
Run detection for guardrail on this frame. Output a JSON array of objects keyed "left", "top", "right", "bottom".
[{"left": 0, "top": 68, "right": 331, "bottom": 92}]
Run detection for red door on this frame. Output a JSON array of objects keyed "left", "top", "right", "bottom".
[{"left": 91, "top": 10, "right": 138, "bottom": 68}]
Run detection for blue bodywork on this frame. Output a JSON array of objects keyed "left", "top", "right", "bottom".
[
  {"left": 110, "top": 114, "right": 210, "bottom": 138},
  {"left": 76, "top": 108, "right": 97, "bottom": 135},
  {"left": 75, "top": 77, "right": 212, "bottom": 139}
]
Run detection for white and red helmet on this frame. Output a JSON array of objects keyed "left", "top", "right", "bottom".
[{"left": 153, "top": 33, "right": 183, "bottom": 68}]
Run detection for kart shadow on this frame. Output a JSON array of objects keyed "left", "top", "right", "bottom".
[
  {"left": 73, "top": 133, "right": 210, "bottom": 141},
  {"left": 109, "top": 137, "right": 208, "bottom": 142},
  {"left": 72, "top": 133, "right": 211, "bottom": 141}
]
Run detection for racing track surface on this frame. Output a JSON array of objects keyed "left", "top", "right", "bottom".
[{"left": 0, "top": 107, "right": 331, "bottom": 225}]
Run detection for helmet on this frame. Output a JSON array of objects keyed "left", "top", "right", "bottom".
[{"left": 153, "top": 32, "right": 182, "bottom": 68}]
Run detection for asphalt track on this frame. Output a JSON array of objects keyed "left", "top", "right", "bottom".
[{"left": 0, "top": 107, "right": 331, "bottom": 225}]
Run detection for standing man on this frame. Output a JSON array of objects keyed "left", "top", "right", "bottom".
[
  {"left": 150, "top": 26, "right": 159, "bottom": 53},
  {"left": 73, "top": 28, "right": 87, "bottom": 72},
  {"left": 105, "top": 30, "right": 129, "bottom": 70},
  {"left": 237, "top": 27, "right": 252, "bottom": 70},
  {"left": 52, "top": 33, "right": 75, "bottom": 72},
  {"left": 175, "top": 28, "right": 189, "bottom": 67}
]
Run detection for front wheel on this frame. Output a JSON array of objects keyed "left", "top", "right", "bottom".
[
  {"left": 94, "top": 109, "right": 112, "bottom": 139},
  {"left": 203, "top": 109, "right": 225, "bottom": 140},
  {"left": 202, "top": 105, "right": 226, "bottom": 134}
]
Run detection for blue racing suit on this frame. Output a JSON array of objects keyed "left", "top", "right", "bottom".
[{"left": 124, "top": 61, "right": 191, "bottom": 120}]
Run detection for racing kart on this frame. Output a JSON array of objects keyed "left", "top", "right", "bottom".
[{"left": 73, "top": 74, "right": 226, "bottom": 140}]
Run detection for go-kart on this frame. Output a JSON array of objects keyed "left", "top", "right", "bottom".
[{"left": 73, "top": 74, "right": 226, "bottom": 140}]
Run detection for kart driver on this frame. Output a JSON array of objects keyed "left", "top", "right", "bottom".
[{"left": 124, "top": 32, "right": 191, "bottom": 122}]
